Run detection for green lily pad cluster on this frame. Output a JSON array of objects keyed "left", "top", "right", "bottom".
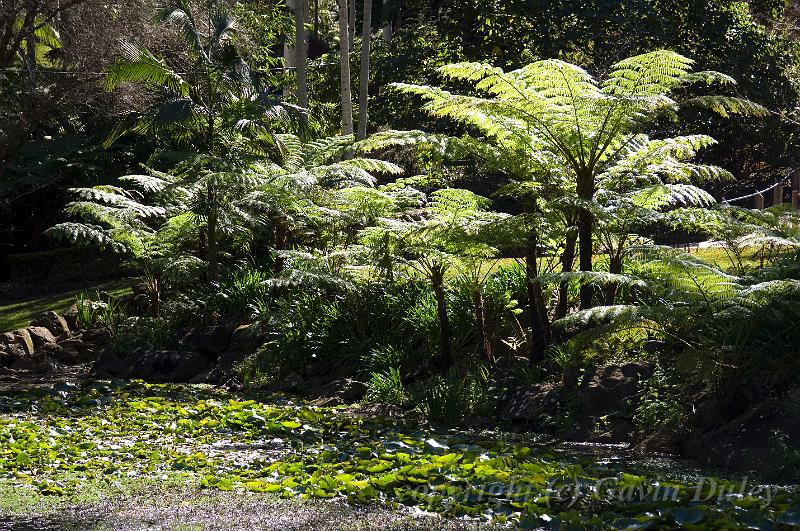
[{"left": 0, "top": 380, "right": 797, "bottom": 529}]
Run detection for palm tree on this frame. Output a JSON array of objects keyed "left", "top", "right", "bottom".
[{"left": 102, "top": 0, "right": 298, "bottom": 280}]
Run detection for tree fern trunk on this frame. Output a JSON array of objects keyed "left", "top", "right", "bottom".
[
  {"left": 605, "top": 254, "right": 623, "bottom": 305},
  {"left": 555, "top": 227, "right": 577, "bottom": 320},
  {"left": 337, "top": 0, "right": 354, "bottom": 135},
  {"left": 431, "top": 266, "right": 453, "bottom": 372},
  {"left": 357, "top": 0, "right": 372, "bottom": 140},
  {"left": 274, "top": 216, "right": 287, "bottom": 275},
  {"left": 207, "top": 195, "right": 219, "bottom": 282},
  {"left": 473, "top": 288, "right": 491, "bottom": 362},
  {"left": 525, "top": 228, "right": 548, "bottom": 365},
  {"left": 577, "top": 172, "right": 594, "bottom": 309},
  {"left": 314, "top": 0, "right": 320, "bottom": 37}
]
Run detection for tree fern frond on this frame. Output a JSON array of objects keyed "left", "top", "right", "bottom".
[
  {"left": 554, "top": 304, "right": 648, "bottom": 329},
  {"left": 45, "top": 223, "right": 129, "bottom": 253},
  {"left": 604, "top": 50, "right": 694, "bottom": 96},
  {"left": 69, "top": 187, "right": 165, "bottom": 217},
  {"left": 340, "top": 158, "right": 404, "bottom": 176},
  {"left": 684, "top": 96, "right": 769, "bottom": 118},
  {"left": 629, "top": 184, "right": 716, "bottom": 210},
  {"left": 541, "top": 271, "right": 649, "bottom": 290},
  {"left": 354, "top": 130, "right": 430, "bottom": 153},
  {"left": 119, "top": 174, "right": 172, "bottom": 193},
  {"left": 679, "top": 70, "right": 737, "bottom": 87}
]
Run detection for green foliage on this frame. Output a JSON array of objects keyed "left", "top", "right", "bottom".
[
  {"left": 365, "top": 368, "right": 409, "bottom": 407},
  {"left": 74, "top": 292, "right": 124, "bottom": 329},
  {"left": 410, "top": 367, "right": 492, "bottom": 426},
  {"left": 634, "top": 365, "right": 685, "bottom": 431},
  {"left": 214, "top": 266, "right": 270, "bottom": 318},
  {"left": 111, "top": 317, "right": 171, "bottom": 354}
]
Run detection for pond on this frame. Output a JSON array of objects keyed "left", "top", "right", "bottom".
[{"left": 0, "top": 380, "right": 797, "bottom": 530}]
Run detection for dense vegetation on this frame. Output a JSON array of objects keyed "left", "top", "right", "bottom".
[{"left": 2, "top": 0, "right": 800, "bottom": 528}]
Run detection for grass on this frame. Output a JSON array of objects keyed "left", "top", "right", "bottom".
[{"left": 0, "top": 280, "right": 132, "bottom": 332}]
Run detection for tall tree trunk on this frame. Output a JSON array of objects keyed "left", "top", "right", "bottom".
[
  {"left": 473, "top": 288, "right": 492, "bottom": 362},
  {"left": 577, "top": 172, "right": 594, "bottom": 309},
  {"left": 337, "top": 0, "right": 354, "bottom": 135},
  {"left": 294, "top": 0, "right": 308, "bottom": 111},
  {"left": 284, "top": 0, "right": 296, "bottom": 100},
  {"left": 348, "top": 0, "right": 356, "bottom": 50},
  {"left": 431, "top": 266, "right": 453, "bottom": 372},
  {"left": 314, "top": 0, "right": 320, "bottom": 38},
  {"left": 525, "top": 227, "right": 548, "bottom": 365},
  {"left": 25, "top": 30, "right": 36, "bottom": 71},
  {"left": 382, "top": 0, "right": 393, "bottom": 42},
  {"left": 554, "top": 226, "right": 577, "bottom": 320},
  {"left": 357, "top": 0, "right": 372, "bottom": 140}
]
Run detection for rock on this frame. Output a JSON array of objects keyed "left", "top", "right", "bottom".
[
  {"left": 635, "top": 429, "right": 682, "bottom": 455},
  {"left": 501, "top": 382, "right": 569, "bottom": 424},
  {"left": 61, "top": 304, "right": 79, "bottom": 329},
  {"left": 54, "top": 338, "right": 99, "bottom": 363},
  {"left": 59, "top": 338, "right": 85, "bottom": 350},
  {"left": 10, "top": 353, "right": 62, "bottom": 373},
  {"left": 31, "top": 311, "right": 70, "bottom": 338},
  {"left": 313, "top": 379, "right": 368, "bottom": 406},
  {"left": 684, "top": 398, "right": 800, "bottom": 480},
  {"left": 582, "top": 363, "right": 651, "bottom": 418},
  {"left": 8, "top": 329, "right": 34, "bottom": 355},
  {"left": 500, "top": 363, "right": 652, "bottom": 442},
  {"left": 82, "top": 327, "right": 109, "bottom": 344},
  {"left": 0, "top": 346, "right": 11, "bottom": 368},
  {"left": 77, "top": 344, "right": 102, "bottom": 362},
  {"left": 189, "top": 366, "right": 220, "bottom": 384},
  {"left": 309, "top": 396, "right": 342, "bottom": 407},
  {"left": 55, "top": 347, "right": 82, "bottom": 365},
  {"left": 218, "top": 324, "right": 264, "bottom": 373},
  {"left": 572, "top": 363, "right": 652, "bottom": 443},
  {"left": 0, "top": 332, "right": 14, "bottom": 347},
  {"left": 2, "top": 344, "right": 27, "bottom": 365},
  {"left": 178, "top": 325, "right": 232, "bottom": 357},
  {"left": 270, "top": 372, "right": 303, "bottom": 394},
  {"left": 95, "top": 349, "right": 214, "bottom": 383},
  {"left": 27, "top": 326, "right": 58, "bottom": 348}
]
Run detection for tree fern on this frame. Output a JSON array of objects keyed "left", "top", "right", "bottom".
[{"left": 392, "top": 50, "right": 764, "bottom": 324}]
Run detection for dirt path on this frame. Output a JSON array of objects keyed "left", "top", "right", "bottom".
[{"left": 0, "top": 483, "right": 496, "bottom": 531}]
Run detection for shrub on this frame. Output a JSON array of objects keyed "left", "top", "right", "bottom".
[
  {"left": 365, "top": 367, "right": 410, "bottom": 407},
  {"left": 634, "top": 365, "right": 685, "bottom": 431},
  {"left": 75, "top": 292, "right": 124, "bottom": 329},
  {"left": 214, "top": 266, "right": 270, "bottom": 318},
  {"left": 410, "top": 367, "right": 492, "bottom": 426},
  {"left": 111, "top": 317, "right": 171, "bottom": 354}
]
